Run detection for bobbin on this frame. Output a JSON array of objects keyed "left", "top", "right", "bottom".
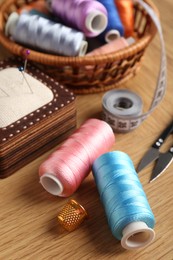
[
  {"left": 5, "top": 12, "right": 88, "bottom": 57},
  {"left": 47, "top": 0, "right": 108, "bottom": 37},
  {"left": 39, "top": 118, "right": 115, "bottom": 197},
  {"left": 92, "top": 151, "right": 156, "bottom": 250},
  {"left": 87, "top": 37, "right": 135, "bottom": 56},
  {"left": 97, "top": 0, "right": 124, "bottom": 42},
  {"left": 5, "top": 12, "right": 18, "bottom": 37},
  {"left": 115, "top": 0, "right": 134, "bottom": 37},
  {"left": 102, "top": 89, "right": 143, "bottom": 132}
]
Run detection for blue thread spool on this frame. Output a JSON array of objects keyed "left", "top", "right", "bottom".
[
  {"left": 97, "top": 0, "right": 124, "bottom": 42},
  {"left": 92, "top": 151, "right": 155, "bottom": 250}
]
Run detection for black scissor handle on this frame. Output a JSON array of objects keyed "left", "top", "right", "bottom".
[{"left": 152, "top": 120, "right": 173, "bottom": 149}]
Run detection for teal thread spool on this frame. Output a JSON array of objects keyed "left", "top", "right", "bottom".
[{"left": 92, "top": 151, "right": 155, "bottom": 250}]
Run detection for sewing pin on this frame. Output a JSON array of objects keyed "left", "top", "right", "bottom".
[
  {"left": 18, "top": 66, "right": 33, "bottom": 94},
  {"left": 19, "top": 49, "right": 33, "bottom": 93},
  {"left": 23, "top": 49, "right": 30, "bottom": 72}
]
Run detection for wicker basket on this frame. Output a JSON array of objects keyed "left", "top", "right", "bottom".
[{"left": 0, "top": 0, "right": 158, "bottom": 94}]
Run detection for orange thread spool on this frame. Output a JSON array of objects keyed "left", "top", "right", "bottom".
[{"left": 115, "top": 0, "right": 134, "bottom": 37}]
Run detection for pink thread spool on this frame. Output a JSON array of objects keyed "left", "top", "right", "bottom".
[
  {"left": 39, "top": 118, "right": 115, "bottom": 197},
  {"left": 86, "top": 37, "right": 135, "bottom": 56}
]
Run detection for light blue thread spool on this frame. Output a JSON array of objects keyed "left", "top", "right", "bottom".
[
  {"left": 92, "top": 151, "right": 155, "bottom": 250},
  {"left": 5, "top": 12, "right": 88, "bottom": 57}
]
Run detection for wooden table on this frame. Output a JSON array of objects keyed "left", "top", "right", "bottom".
[{"left": 0, "top": 0, "right": 173, "bottom": 259}]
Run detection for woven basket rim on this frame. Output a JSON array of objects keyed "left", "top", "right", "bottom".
[{"left": 0, "top": 0, "right": 159, "bottom": 66}]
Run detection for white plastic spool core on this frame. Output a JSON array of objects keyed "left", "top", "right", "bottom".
[
  {"left": 105, "top": 30, "right": 120, "bottom": 43},
  {"left": 40, "top": 173, "right": 63, "bottom": 196},
  {"left": 121, "top": 221, "right": 155, "bottom": 250},
  {"left": 5, "top": 12, "right": 19, "bottom": 36},
  {"left": 85, "top": 11, "right": 107, "bottom": 34},
  {"left": 79, "top": 40, "right": 88, "bottom": 56}
]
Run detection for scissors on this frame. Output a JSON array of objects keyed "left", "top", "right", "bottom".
[{"left": 137, "top": 120, "right": 173, "bottom": 182}]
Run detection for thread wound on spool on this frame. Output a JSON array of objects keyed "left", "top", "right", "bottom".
[
  {"left": 115, "top": 0, "right": 134, "bottom": 37},
  {"left": 49, "top": 0, "right": 108, "bottom": 37},
  {"left": 39, "top": 118, "right": 115, "bottom": 197},
  {"left": 92, "top": 151, "right": 155, "bottom": 250},
  {"left": 6, "top": 12, "right": 88, "bottom": 57},
  {"left": 97, "top": 0, "right": 124, "bottom": 42},
  {"left": 86, "top": 37, "right": 130, "bottom": 56}
]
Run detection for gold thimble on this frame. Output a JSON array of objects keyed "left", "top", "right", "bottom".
[{"left": 57, "top": 199, "right": 88, "bottom": 231}]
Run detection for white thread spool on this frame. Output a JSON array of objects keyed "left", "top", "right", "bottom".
[
  {"left": 5, "top": 12, "right": 18, "bottom": 37},
  {"left": 121, "top": 221, "right": 155, "bottom": 250},
  {"left": 102, "top": 89, "right": 143, "bottom": 132},
  {"left": 5, "top": 12, "right": 88, "bottom": 57}
]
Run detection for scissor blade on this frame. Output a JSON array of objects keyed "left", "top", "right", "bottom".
[
  {"left": 137, "top": 148, "right": 160, "bottom": 173},
  {"left": 150, "top": 152, "right": 173, "bottom": 182}
]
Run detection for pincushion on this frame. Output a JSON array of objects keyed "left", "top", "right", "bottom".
[{"left": 0, "top": 58, "right": 76, "bottom": 178}]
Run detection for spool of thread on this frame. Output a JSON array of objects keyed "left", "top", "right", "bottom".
[
  {"left": 86, "top": 37, "right": 135, "bottom": 56},
  {"left": 39, "top": 118, "right": 115, "bottom": 197},
  {"left": 5, "top": 12, "right": 88, "bottom": 57},
  {"left": 102, "top": 89, "right": 143, "bottom": 133},
  {"left": 97, "top": 0, "right": 124, "bottom": 42},
  {"left": 92, "top": 151, "right": 155, "bottom": 250},
  {"left": 115, "top": 0, "right": 134, "bottom": 37},
  {"left": 46, "top": 0, "right": 108, "bottom": 37}
]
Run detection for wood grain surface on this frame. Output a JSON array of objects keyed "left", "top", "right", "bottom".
[{"left": 0, "top": 0, "right": 173, "bottom": 259}]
